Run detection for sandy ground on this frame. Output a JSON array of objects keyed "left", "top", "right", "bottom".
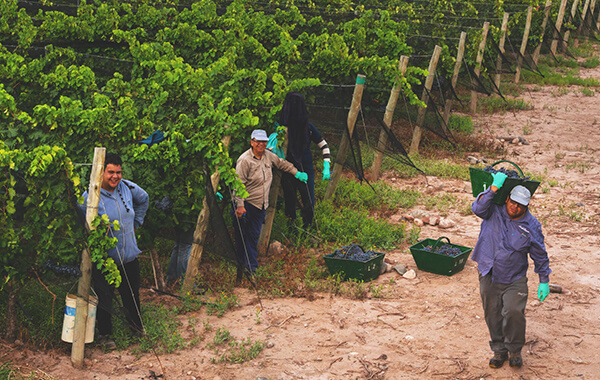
[{"left": 3, "top": 59, "right": 600, "bottom": 380}]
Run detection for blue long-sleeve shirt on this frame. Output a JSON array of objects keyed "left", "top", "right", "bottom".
[
  {"left": 471, "top": 188, "right": 551, "bottom": 284},
  {"left": 81, "top": 179, "right": 149, "bottom": 265}
]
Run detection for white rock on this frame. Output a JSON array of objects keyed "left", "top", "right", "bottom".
[
  {"left": 428, "top": 216, "right": 439, "bottom": 226},
  {"left": 404, "top": 335, "right": 415, "bottom": 341},
  {"left": 403, "top": 269, "right": 417, "bottom": 279},
  {"left": 438, "top": 218, "right": 456, "bottom": 229},
  {"left": 414, "top": 218, "right": 424, "bottom": 227}
]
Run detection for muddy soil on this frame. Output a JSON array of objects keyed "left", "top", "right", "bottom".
[{"left": 3, "top": 58, "right": 600, "bottom": 380}]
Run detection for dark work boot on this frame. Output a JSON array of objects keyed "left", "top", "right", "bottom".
[
  {"left": 489, "top": 351, "right": 508, "bottom": 368},
  {"left": 509, "top": 351, "right": 523, "bottom": 368}
]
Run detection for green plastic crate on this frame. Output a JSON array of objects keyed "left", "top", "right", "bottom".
[
  {"left": 469, "top": 160, "right": 540, "bottom": 205},
  {"left": 323, "top": 251, "right": 385, "bottom": 282},
  {"left": 409, "top": 237, "right": 472, "bottom": 276}
]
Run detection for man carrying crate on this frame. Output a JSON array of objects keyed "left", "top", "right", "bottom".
[{"left": 471, "top": 172, "right": 551, "bottom": 369}]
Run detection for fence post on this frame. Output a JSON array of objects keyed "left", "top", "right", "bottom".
[
  {"left": 470, "top": 22, "right": 490, "bottom": 114},
  {"left": 584, "top": 0, "right": 596, "bottom": 42},
  {"left": 575, "top": 0, "right": 591, "bottom": 46},
  {"left": 495, "top": 13, "right": 510, "bottom": 90},
  {"left": 370, "top": 56, "right": 409, "bottom": 181},
  {"left": 551, "top": 0, "right": 569, "bottom": 55},
  {"left": 563, "top": 0, "right": 581, "bottom": 52},
  {"left": 410, "top": 45, "right": 442, "bottom": 155},
  {"left": 324, "top": 75, "right": 366, "bottom": 201},
  {"left": 181, "top": 130, "right": 231, "bottom": 295},
  {"left": 257, "top": 129, "right": 288, "bottom": 256},
  {"left": 596, "top": 0, "right": 600, "bottom": 32},
  {"left": 443, "top": 32, "right": 467, "bottom": 130},
  {"left": 515, "top": 7, "right": 533, "bottom": 84},
  {"left": 533, "top": 1, "right": 553, "bottom": 65},
  {"left": 71, "top": 147, "right": 104, "bottom": 368}
]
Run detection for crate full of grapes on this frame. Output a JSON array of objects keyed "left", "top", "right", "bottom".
[
  {"left": 323, "top": 244, "right": 386, "bottom": 282},
  {"left": 409, "top": 237, "right": 473, "bottom": 276},
  {"left": 469, "top": 160, "right": 540, "bottom": 205}
]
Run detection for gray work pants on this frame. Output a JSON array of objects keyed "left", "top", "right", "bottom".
[{"left": 479, "top": 272, "right": 528, "bottom": 354}]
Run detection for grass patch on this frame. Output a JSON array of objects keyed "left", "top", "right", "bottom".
[
  {"left": 315, "top": 201, "right": 405, "bottom": 250},
  {"left": 478, "top": 96, "right": 533, "bottom": 113},
  {"left": 448, "top": 114, "right": 473, "bottom": 134},
  {"left": 521, "top": 56, "right": 600, "bottom": 87},
  {"left": 212, "top": 335, "right": 265, "bottom": 364},
  {"left": 384, "top": 155, "right": 469, "bottom": 180}
]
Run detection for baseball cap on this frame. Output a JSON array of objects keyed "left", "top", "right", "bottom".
[
  {"left": 510, "top": 185, "right": 531, "bottom": 206},
  {"left": 251, "top": 129, "right": 269, "bottom": 141}
]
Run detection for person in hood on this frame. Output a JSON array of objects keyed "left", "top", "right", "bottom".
[
  {"left": 270, "top": 92, "right": 331, "bottom": 229},
  {"left": 471, "top": 173, "right": 551, "bottom": 369},
  {"left": 81, "top": 152, "right": 149, "bottom": 350}
]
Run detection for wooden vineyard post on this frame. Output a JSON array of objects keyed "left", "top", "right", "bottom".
[
  {"left": 71, "top": 147, "right": 104, "bottom": 368},
  {"left": 257, "top": 129, "right": 288, "bottom": 256},
  {"left": 596, "top": 0, "right": 600, "bottom": 34},
  {"left": 370, "top": 56, "right": 409, "bottom": 181},
  {"left": 410, "top": 45, "right": 442, "bottom": 155},
  {"left": 515, "top": 7, "right": 533, "bottom": 84},
  {"left": 575, "top": 0, "right": 591, "bottom": 46},
  {"left": 533, "top": 1, "right": 553, "bottom": 65},
  {"left": 470, "top": 22, "right": 490, "bottom": 114},
  {"left": 181, "top": 130, "right": 231, "bottom": 295},
  {"left": 584, "top": 0, "right": 596, "bottom": 43},
  {"left": 324, "top": 74, "right": 366, "bottom": 201},
  {"left": 551, "top": 0, "right": 569, "bottom": 55},
  {"left": 495, "top": 14, "right": 510, "bottom": 92},
  {"left": 562, "top": 0, "right": 581, "bottom": 52},
  {"left": 443, "top": 32, "right": 467, "bottom": 131}
]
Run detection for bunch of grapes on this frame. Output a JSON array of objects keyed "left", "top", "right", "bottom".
[
  {"left": 333, "top": 244, "right": 378, "bottom": 262},
  {"left": 43, "top": 260, "right": 82, "bottom": 277},
  {"left": 483, "top": 166, "right": 530, "bottom": 181},
  {"left": 421, "top": 244, "right": 463, "bottom": 257}
]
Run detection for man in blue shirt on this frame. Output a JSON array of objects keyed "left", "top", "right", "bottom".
[
  {"left": 82, "top": 153, "right": 149, "bottom": 350},
  {"left": 471, "top": 173, "right": 551, "bottom": 369}
]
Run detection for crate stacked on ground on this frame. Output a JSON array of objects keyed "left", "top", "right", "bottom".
[{"left": 323, "top": 244, "right": 386, "bottom": 282}]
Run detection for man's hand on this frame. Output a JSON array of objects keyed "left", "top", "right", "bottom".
[
  {"left": 295, "top": 171, "right": 308, "bottom": 183},
  {"left": 235, "top": 206, "right": 246, "bottom": 219},
  {"left": 538, "top": 283, "right": 550, "bottom": 302},
  {"left": 322, "top": 161, "right": 331, "bottom": 181},
  {"left": 491, "top": 172, "right": 508, "bottom": 189}
]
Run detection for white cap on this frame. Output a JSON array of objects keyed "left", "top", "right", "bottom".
[
  {"left": 510, "top": 185, "right": 531, "bottom": 206},
  {"left": 251, "top": 129, "right": 269, "bottom": 141}
]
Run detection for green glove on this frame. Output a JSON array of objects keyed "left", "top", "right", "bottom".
[
  {"left": 491, "top": 172, "right": 508, "bottom": 189},
  {"left": 294, "top": 171, "right": 308, "bottom": 183},
  {"left": 322, "top": 161, "right": 331, "bottom": 181},
  {"left": 538, "top": 282, "right": 550, "bottom": 302},
  {"left": 216, "top": 192, "right": 223, "bottom": 201}
]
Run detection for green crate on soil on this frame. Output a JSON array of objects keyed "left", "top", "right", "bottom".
[
  {"left": 323, "top": 251, "right": 386, "bottom": 282},
  {"left": 409, "top": 237, "right": 473, "bottom": 276},
  {"left": 469, "top": 160, "right": 540, "bottom": 205}
]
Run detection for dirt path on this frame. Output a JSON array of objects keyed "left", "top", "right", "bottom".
[{"left": 4, "top": 62, "right": 600, "bottom": 380}]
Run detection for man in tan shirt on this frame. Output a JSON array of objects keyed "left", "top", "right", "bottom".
[{"left": 233, "top": 129, "right": 307, "bottom": 274}]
